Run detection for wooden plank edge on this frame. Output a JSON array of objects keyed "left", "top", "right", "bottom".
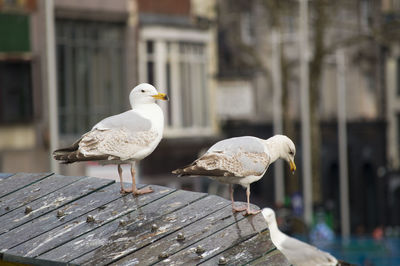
[
  {"left": 2, "top": 177, "right": 115, "bottom": 236},
  {"left": 68, "top": 190, "right": 208, "bottom": 264},
  {"left": 106, "top": 195, "right": 232, "bottom": 265},
  {"left": 0, "top": 173, "right": 15, "bottom": 180},
  {"left": 35, "top": 185, "right": 178, "bottom": 260},
  {"left": 0, "top": 173, "right": 54, "bottom": 199},
  {"left": 3, "top": 183, "right": 146, "bottom": 252},
  {"left": 199, "top": 228, "right": 275, "bottom": 265},
  {"left": 0, "top": 174, "right": 85, "bottom": 218},
  {"left": 149, "top": 205, "right": 257, "bottom": 265},
  {"left": 2, "top": 252, "right": 77, "bottom": 266}
]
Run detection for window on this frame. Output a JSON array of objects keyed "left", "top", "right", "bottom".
[
  {"left": 0, "top": 13, "right": 30, "bottom": 52},
  {"left": 240, "top": 12, "right": 255, "bottom": 45},
  {"left": 0, "top": 61, "right": 32, "bottom": 123},
  {"left": 139, "top": 27, "right": 212, "bottom": 136},
  {"left": 56, "top": 20, "right": 125, "bottom": 136},
  {"left": 0, "top": 13, "right": 32, "bottom": 124}
]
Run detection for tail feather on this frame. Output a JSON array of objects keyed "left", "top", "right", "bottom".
[
  {"left": 52, "top": 137, "right": 107, "bottom": 164},
  {"left": 172, "top": 158, "right": 232, "bottom": 177},
  {"left": 53, "top": 149, "right": 108, "bottom": 164}
]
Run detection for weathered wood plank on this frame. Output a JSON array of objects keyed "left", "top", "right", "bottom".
[
  {"left": 7, "top": 185, "right": 175, "bottom": 259},
  {"left": 247, "top": 249, "right": 290, "bottom": 266},
  {"left": 78, "top": 194, "right": 231, "bottom": 265},
  {"left": 199, "top": 229, "right": 275, "bottom": 265},
  {"left": 0, "top": 173, "right": 14, "bottom": 180},
  {"left": 114, "top": 204, "right": 249, "bottom": 266},
  {"left": 0, "top": 174, "right": 81, "bottom": 217},
  {"left": 155, "top": 209, "right": 267, "bottom": 265},
  {"left": 0, "top": 176, "right": 113, "bottom": 236},
  {"left": 0, "top": 173, "right": 53, "bottom": 198},
  {"left": 40, "top": 190, "right": 206, "bottom": 263},
  {"left": 0, "top": 182, "right": 141, "bottom": 251},
  {"left": 2, "top": 252, "right": 76, "bottom": 266}
]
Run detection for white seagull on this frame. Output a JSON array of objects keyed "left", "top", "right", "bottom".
[
  {"left": 173, "top": 135, "right": 296, "bottom": 215},
  {"left": 262, "top": 208, "right": 338, "bottom": 266},
  {"left": 53, "top": 83, "right": 168, "bottom": 195}
]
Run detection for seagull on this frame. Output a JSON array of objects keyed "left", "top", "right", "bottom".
[
  {"left": 53, "top": 83, "right": 168, "bottom": 195},
  {"left": 172, "top": 135, "right": 296, "bottom": 215},
  {"left": 262, "top": 208, "right": 338, "bottom": 266}
]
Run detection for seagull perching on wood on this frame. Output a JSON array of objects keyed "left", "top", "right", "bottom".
[
  {"left": 53, "top": 83, "right": 168, "bottom": 196},
  {"left": 173, "top": 135, "right": 296, "bottom": 215},
  {"left": 262, "top": 208, "right": 338, "bottom": 266}
]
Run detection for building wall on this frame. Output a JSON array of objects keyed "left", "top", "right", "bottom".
[
  {"left": 0, "top": 0, "right": 136, "bottom": 175},
  {"left": 216, "top": 0, "right": 383, "bottom": 123}
]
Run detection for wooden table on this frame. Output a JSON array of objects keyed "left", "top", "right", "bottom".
[{"left": 0, "top": 173, "right": 289, "bottom": 265}]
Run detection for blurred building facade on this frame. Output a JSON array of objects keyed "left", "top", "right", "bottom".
[
  {"left": 216, "top": 0, "right": 399, "bottom": 233},
  {"left": 0, "top": 0, "right": 219, "bottom": 187},
  {"left": 0, "top": 0, "right": 400, "bottom": 234}
]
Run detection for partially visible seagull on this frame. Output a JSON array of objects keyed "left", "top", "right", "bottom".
[
  {"left": 173, "top": 135, "right": 296, "bottom": 215},
  {"left": 53, "top": 83, "right": 168, "bottom": 195},
  {"left": 262, "top": 208, "right": 338, "bottom": 266}
]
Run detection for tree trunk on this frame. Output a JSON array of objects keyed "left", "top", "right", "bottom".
[{"left": 309, "top": 0, "right": 328, "bottom": 204}]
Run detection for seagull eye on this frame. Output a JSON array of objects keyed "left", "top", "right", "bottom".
[
  {"left": 289, "top": 151, "right": 294, "bottom": 156},
  {"left": 141, "top": 89, "right": 145, "bottom": 93}
]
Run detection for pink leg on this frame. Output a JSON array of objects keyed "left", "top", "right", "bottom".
[
  {"left": 118, "top": 164, "right": 131, "bottom": 194},
  {"left": 230, "top": 184, "right": 246, "bottom": 213},
  {"left": 130, "top": 164, "right": 153, "bottom": 196},
  {"left": 244, "top": 185, "right": 260, "bottom": 216}
]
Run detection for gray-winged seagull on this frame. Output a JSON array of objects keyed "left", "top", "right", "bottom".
[
  {"left": 173, "top": 135, "right": 296, "bottom": 215},
  {"left": 53, "top": 83, "right": 168, "bottom": 195},
  {"left": 262, "top": 208, "right": 338, "bottom": 266}
]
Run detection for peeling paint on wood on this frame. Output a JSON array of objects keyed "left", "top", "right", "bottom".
[
  {"left": 0, "top": 173, "right": 289, "bottom": 266},
  {"left": 0, "top": 173, "right": 53, "bottom": 198},
  {"left": 0, "top": 174, "right": 81, "bottom": 217},
  {"left": 0, "top": 176, "right": 113, "bottom": 236},
  {"left": 247, "top": 249, "right": 290, "bottom": 265},
  {"left": 6, "top": 184, "right": 170, "bottom": 258}
]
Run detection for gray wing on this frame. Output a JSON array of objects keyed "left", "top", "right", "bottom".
[
  {"left": 209, "top": 136, "right": 267, "bottom": 154},
  {"left": 173, "top": 136, "right": 270, "bottom": 177},
  {"left": 93, "top": 110, "right": 152, "bottom": 132},
  {"left": 53, "top": 110, "right": 156, "bottom": 163},
  {"left": 279, "top": 236, "right": 338, "bottom": 266}
]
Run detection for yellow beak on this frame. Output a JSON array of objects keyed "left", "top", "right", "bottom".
[
  {"left": 152, "top": 92, "right": 169, "bottom": 101},
  {"left": 289, "top": 160, "right": 296, "bottom": 174}
]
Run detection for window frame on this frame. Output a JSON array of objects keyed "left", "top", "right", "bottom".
[
  {"left": 138, "top": 26, "right": 214, "bottom": 137},
  {"left": 56, "top": 19, "right": 126, "bottom": 138}
]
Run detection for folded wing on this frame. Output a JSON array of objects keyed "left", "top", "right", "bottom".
[{"left": 173, "top": 136, "right": 270, "bottom": 177}]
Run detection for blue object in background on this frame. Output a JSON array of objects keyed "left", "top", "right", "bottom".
[{"left": 324, "top": 237, "right": 400, "bottom": 266}]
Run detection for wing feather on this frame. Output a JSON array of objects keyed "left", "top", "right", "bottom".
[
  {"left": 173, "top": 149, "right": 270, "bottom": 177},
  {"left": 53, "top": 128, "right": 158, "bottom": 163}
]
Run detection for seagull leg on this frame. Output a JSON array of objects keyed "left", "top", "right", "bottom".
[
  {"left": 118, "top": 164, "right": 131, "bottom": 194},
  {"left": 130, "top": 163, "right": 153, "bottom": 196},
  {"left": 230, "top": 184, "right": 246, "bottom": 213},
  {"left": 244, "top": 185, "right": 260, "bottom": 216}
]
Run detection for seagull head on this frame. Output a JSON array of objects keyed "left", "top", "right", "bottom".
[
  {"left": 262, "top": 208, "right": 277, "bottom": 225},
  {"left": 273, "top": 135, "right": 296, "bottom": 174},
  {"left": 129, "top": 83, "right": 169, "bottom": 106}
]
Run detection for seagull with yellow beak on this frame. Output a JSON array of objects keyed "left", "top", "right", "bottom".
[
  {"left": 173, "top": 135, "right": 296, "bottom": 215},
  {"left": 53, "top": 83, "right": 168, "bottom": 196}
]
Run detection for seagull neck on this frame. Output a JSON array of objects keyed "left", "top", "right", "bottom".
[
  {"left": 130, "top": 99, "right": 156, "bottom": 108},
  {"left": 131, "top": 101, "right": 156, "bottom": 109},
  {"left": 268, "top": 220, "right": 285, "bottom": 247},
  {"left": 264, "top": 138, "right": 283, "bottom": 163}
]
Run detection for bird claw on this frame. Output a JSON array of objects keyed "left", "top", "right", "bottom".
[
  {"left": 243, "top": 209, "right": 261, "bottom": 216},
  {"left": 120, "top": 188, "right": 133, "bottom": 194},
  {"left": 133, "top": 186, "right": 153, "bottom": 196},
  {"left": 232, "top": 205, "right": 247, "bottom": 213}
]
